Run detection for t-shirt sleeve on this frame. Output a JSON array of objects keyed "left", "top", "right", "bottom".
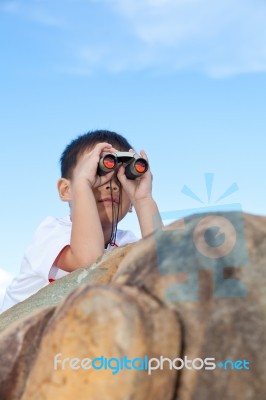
[{"left": 25, "top": 216, "right": 71, "bottom": 281}]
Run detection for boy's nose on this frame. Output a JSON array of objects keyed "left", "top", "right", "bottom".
[{"left": 105, "top": 179, "right": 119, "bottom": 191}]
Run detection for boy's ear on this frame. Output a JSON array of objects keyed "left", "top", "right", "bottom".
[{"left": 57, "top": 178, "right": 72, "bottom": 202}]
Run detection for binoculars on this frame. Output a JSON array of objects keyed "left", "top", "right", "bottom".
[{"left": 97, "top": 151, "right": 148, "bottom": 180}]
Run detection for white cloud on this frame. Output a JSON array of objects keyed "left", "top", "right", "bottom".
[
  {"left": 75, "top": 43, "right": 158, "bottom": 74},
  {"left": 98, "top": 0, "right": 266, "bottom": 77},
  {"left": 0, "top": 268, "right": 14, "bottom": 309},
  {"left": 2, "top": 0, "right": 266, "bottom": 77}
]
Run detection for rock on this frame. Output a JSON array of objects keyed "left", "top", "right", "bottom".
[
  {"left": 21, "top": 285, "right": 180, "bottom": 400},
  {"left": 0, "top": 244, "right": 133, "bottom": 334},
  {"left": 0, "top": 212, "right": 265, "bottom": 400},
  {"left": 113, "top": 212, "right": 266, "bottom": 399},
  {"left": 0, "top": 307, "right": 55, "bottom": 400}
]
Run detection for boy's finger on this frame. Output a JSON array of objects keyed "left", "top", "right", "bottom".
[
  {"left": 97, "top": 170, "right": 115, "bottom": 186},
  {"left": 100, "top": 168, "right": 115, "bottom": 178},
  {"left": 94, "top": 142, "right": 117, "bottom": 155},
  {"left": 140, "top": 149, "right": 148, "bottom": 160},
  {"left": 117, "top": 164, "right": 125, "bottom": 175},
  {"left": 104, "top": 146, "right": 118, "bottom": 154},
  {"left": 95, "top": 142, "right": 112, "bottom": 150},
  {"left": 117, "top": 165, "right": 127, "bottom": 181}
]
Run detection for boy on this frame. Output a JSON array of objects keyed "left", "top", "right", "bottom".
[{"left": 1, "top": 130, "right": 161, "bottom": 312}]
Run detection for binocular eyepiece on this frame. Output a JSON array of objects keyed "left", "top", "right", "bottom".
[{"left": 97, "top": 151, "right": 148, "bottom": 180}]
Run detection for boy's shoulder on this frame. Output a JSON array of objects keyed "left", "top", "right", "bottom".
[
  {"left": 35, "top": 216, "right": 71, "bottom": 231},
  {"left": 31, "top": 216, "right": 72, "bottom": 244},
  {"left": 34, "top": 217, "right": 138, "bottom": 247}
]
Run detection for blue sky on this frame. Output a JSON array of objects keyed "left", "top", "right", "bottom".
[{"left": 0, "top": 0, "right": 265, "bottom": 302}]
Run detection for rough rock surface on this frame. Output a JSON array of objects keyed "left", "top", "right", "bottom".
[
  {"left": 0, "top": 212, "right": 265, "bottom": 400},
  {"left": 0, "top": 244, "right": 133, "bottom": 334}
]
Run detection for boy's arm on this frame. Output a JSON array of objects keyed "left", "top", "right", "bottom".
[
  {"left": 56, "top": 182, "right": 104, "bottom": 272},
  {"left": 56, "top": 142, "right": 116, "bottom": 272},
  {"left": 133, "top": 196, "right": 162, "bottom": 238},
  {"left": 117, "top": 149, "right": 163, "bottom": 238}
]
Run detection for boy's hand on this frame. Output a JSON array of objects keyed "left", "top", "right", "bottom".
[
  {"left": 116, "top": 149, "right": 153, "bottom": 205},
  {"left": 73, "top": 142, "right": 117, "bottom": 188}
]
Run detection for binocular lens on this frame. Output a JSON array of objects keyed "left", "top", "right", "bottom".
[
  {"left": 135, "top": 160, "right": 147, "bottom": 173},
  {"left": 98, "top": 152, "right": 148, "bottom": 179},
  {"left": 103, "top": 156, "right": 116, "bottom": 169}
]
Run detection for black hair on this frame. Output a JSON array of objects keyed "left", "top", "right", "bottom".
[
  {"left": 60, "top": 129, "right": 133, "bottom": 247},
  {"left": 60, "top": 129, "right": 133, "bottom": 179}
]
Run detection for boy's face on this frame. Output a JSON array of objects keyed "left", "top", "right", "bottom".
[
  {"left": 92, "top": 172, "right": 131, "bottom": 228},
  {"left": 68, "top": 147, "right": 132, "bottom": 227}
]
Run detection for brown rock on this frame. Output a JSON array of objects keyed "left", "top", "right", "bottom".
[
  {"left": 0, "top": 212, "right": 265, "bottom": 400},
  {"left": 113, "top": 212, "right": 266, "bottom": 399},
  {"left": 21, "top": 284, "right": 180, "bottom": 400},
  {"left": 0, "top": 307, "right": 55, "bottom": 400},
  {"left": 0, "top": 244, "right": 133, "bottom": 334}
]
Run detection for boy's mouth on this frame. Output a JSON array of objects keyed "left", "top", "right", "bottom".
[{"left": 98, "top": 197, "right": 119, "bottom": 205}]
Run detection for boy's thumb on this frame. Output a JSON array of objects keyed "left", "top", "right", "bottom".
[{"left": 117, "top": 165, "right": 126, "bottom": 180}]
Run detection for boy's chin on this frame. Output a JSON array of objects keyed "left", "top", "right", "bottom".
[{"left": 98, "top": 208, "right": 120, "bottom": 224}]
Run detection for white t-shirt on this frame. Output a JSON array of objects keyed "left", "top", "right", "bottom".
[{"left": 1, "top": 216, "right": 138, "bottom": 313}]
